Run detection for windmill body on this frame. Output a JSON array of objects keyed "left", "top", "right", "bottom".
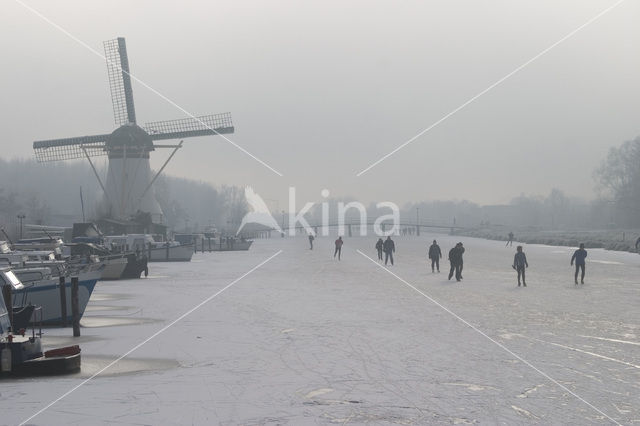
[
  {"left": 103, "top": 124, "right": 162, "bottom": 220},
  {"left": 33, "top": 37, "right": 234, "bottom": 224}
]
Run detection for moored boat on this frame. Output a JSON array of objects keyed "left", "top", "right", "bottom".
[
  {"left": 1, "top": 276, "right": 81, "bottom": 376},
  {"left": 175, "top": 233, "right": 253, "bottom": 252},
  {"left": 104, "top": 234, "right": 193, "bottom": 262},
  {"left": 6, "top": 267, "right": 100, "bottom": 325}
]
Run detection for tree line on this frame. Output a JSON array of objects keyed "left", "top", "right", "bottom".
[
  {"left": 0, "top": 158, "right": 247, "bottom": 239},
  {"left": 1, "top": 133, "right": 639, "bottom": 239}
]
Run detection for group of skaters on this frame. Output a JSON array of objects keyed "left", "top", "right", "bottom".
[
  {"left": 375, "top": 237, "right": 396, "bottom": 265},
  {"left": 316, "top": 234, "right": 397, "bottom": 264},
  {"left": 511, "top": 241, "right": 589, "bottom": 286},
  {"left": 427, "top": 240, "right": 465, "bottom": 281},
  {"left": 314, "top": 232, "right": 593, "bottom": 287},
  {"left": 506, "top": 232, "right": 590, "bottom": 286}
]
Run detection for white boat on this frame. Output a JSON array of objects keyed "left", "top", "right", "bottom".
[
  {"left": 12, "top": 267, "right": 54, "bottom": 284},
  {"left": 0, "top": 250, "right": 57, "bottom": 266},
  {"left": 63, "top": 242, "right": 128, "bottom": 280},
  {"left": 208, "top": 237, "right": 253, "bottom": 251},
  {"left": 12, "top": 237, "right": 65, "bottom": 252},
  {"left": 8, "top": 267, "right": 100, "bottom": 325},
  {"left": 99, "top": 255, "right": 129, "bottom": 279},
  {"left": 175, "top": 234, "right": 253, "bottom": 252},
  {"left": 104, "top": 234, "right": 193, "bottom": 262}
]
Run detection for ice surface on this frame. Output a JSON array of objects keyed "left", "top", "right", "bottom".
[{"left": 1, "top": 235, "right": 639, "bottom": 424}]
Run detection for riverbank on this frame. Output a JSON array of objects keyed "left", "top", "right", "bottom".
[{"left": 455, "top": 227, "right": 640, "bottom": 252}]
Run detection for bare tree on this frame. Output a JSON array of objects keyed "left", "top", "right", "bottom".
[{"left": 595, "top": 137, "right": 640, "bottom": 226}]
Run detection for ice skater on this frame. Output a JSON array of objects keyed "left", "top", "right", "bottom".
[
  {"left": 506, "top": 231, "right": 514, "bottom": 247},
  {"left": 448, "top": 242, "right": 464, "bottom": 281},
  {"left": 428, "top": 240, "right": 442, "bottom": 272},
  {"left": 571, "top": 243, "right": 587, "bottom": 285},
  {"left": 512, "top": 245, "right": 528, "bottom": 287},
  {"left": 375, "top": 238, "right": 383, "bottom": 261},
  {"left": 308, "top": 233, "right": 315, "bottom": 250},
  {"left": 141, "top": 254, "right": 149, "bottom": 277},
  {"left": 457, "top": 242, "right": 465, "bottom": 279},
  {"left": 383, "top": 236, "right": 395, "bottom": 266},
  {"left": 334, "top": 236, "right": 343, "bottom": 260}
]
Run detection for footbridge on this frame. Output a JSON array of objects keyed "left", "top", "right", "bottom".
[{"left": 240, "top": 220, "right": 468, "bottom": 239}]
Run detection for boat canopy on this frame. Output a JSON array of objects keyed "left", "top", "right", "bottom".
[
  {"left": 0, "top": 268, "right": 24, "bottom": 335},
  {"left": 0, "top": 269, "right": 24, "bottom": 291}
]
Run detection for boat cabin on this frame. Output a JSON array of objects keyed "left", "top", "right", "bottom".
[{"left": 0, "top": 268, "right": 25, "bottom": 334}]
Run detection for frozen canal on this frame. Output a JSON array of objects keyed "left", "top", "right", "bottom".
[{"left": 2, "top": 235, "right": 640, "bottom": 425}]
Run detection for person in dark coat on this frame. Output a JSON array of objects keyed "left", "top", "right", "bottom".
[
  {"left": 571, "top": 243, "right": 587, "bottom": 284},
  {"left": 141, "top": 254, "right": 149, "bottom": 277},
  {"left": 448, "top": 242, "right": 465, "bottom": 281},
  {"left": 383, "top": 236, "right": 395, "bottom": 266},
  {"left": 457, "top": 242, "right": 465, "bottom": 279},
  {"left": 308, "top": 233, "right": 315, "bottom": 250},
  {"left": 428, "top": 240, "right": 442, "bottom": 273},
  {"left": 512, "top": 245, "right": 528, "bottom": 287},
  {"left": 375, "top": 238, "right": 384, "bottom": 261},
  {"left": 636, "top": 236, "right": 640, "bottom": 253},
  {"left": 334, "top": 236, "right": 343, "bottom": 260},
  {"left": 448, "top": 245, "right": 459, "bottom": 281}
]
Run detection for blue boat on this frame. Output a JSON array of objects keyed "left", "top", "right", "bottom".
[{"left": 9, "top": 268, "right": 100, "bottom": 325}]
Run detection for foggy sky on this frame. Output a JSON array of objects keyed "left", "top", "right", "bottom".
[{"left": 2, "top": 0, "right": 639, "bottom": 210}]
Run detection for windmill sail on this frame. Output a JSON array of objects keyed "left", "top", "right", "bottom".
[
  {"left": 33, "top": 134, "right": 109, "bottom": 162},
  {"left": 104, "top": 38, "right": 136, "bottom": 126},
  {"left": 144, "top": 113, "right": 234, "bottom": 141}
]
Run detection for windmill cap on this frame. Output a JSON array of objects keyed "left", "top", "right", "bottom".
[{"left": 106, "top": 124, "right": 153, "bottom": 157}]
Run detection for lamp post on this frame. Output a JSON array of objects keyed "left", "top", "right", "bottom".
[
  {"left": 281, "top": 210, "right": 285, "bottom": 237},
  {"left": 17, "top": 213, "right": 25, "bottom": 239},
  {"left": 416, "top": 207, "right": 420, "bottom": 236}
]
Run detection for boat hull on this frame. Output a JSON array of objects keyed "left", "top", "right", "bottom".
[
  {"left": 120, "top": 254, "right": 147, "bottom": 279},
  {"left": 12, "top": 273, "right": 99, "bottom": 325},
  {"left": 197, "top": 239, "right": 253, "bottom": 252},
  {"left": 148, "top": 244, "right": 193, "bottom": 262},
  {"left": 12, "top": 352, "right": 81, "bottom": 376},
  {"left": 212, "top": 240, "right": 253, "bottom": 251},
  {"left": 2, "top": 341, "right": 81, "bottom": 376},
  {"left": 100, "top": 256, "right": 129, "bottom": 280}
]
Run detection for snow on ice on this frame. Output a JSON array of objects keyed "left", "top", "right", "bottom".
[{"left": 2, "top": 235, "right": 639, "bottom": 424}]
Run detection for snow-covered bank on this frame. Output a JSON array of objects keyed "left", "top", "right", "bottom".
[{"left": 457, "top": 227, "right": 640, "bottom": 252}]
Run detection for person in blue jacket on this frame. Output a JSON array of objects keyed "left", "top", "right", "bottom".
[{"left": 570, "top": 243, "right": 588, "bottom": 285}]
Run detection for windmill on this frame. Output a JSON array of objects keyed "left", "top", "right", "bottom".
[{"left": 33, "top": 37, "right": 234, "bottom": 223}]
